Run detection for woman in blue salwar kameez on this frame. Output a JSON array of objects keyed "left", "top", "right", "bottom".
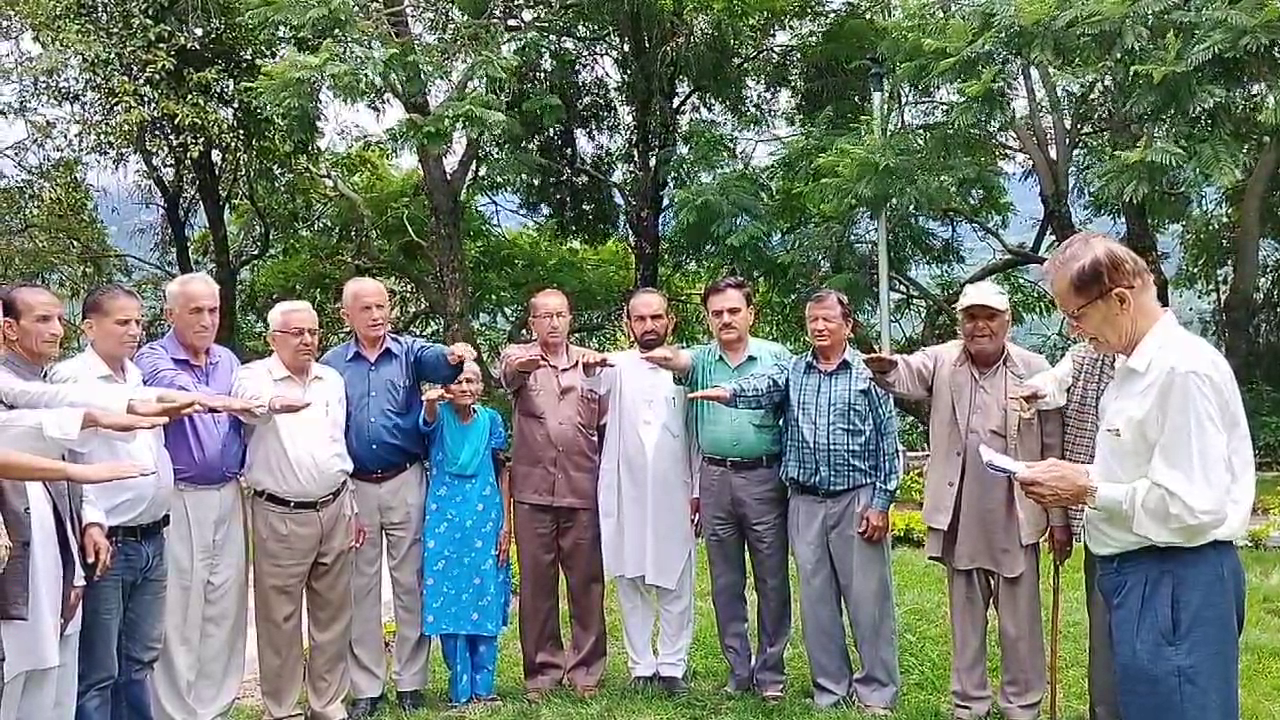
[{"left": 419, "top": 361, "right": 512, "bottom": 707}]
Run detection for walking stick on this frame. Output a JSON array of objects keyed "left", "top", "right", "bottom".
[{"left": 1049, "top": 559, "right": 1062, "bottom": 720}]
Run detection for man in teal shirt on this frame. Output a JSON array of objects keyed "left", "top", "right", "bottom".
[{"left": 651, "top": 276, "right": 792, "bottom": 700}]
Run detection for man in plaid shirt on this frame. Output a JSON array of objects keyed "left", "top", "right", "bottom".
[{"left": 1020, "top": 342, "right": 1120, "bottom": 720}]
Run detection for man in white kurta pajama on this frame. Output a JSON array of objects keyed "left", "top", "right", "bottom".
[{"left": 586, "top": 289, "right": 700, "bottom": 695}]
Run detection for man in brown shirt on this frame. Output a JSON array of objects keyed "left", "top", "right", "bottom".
[{"left": 499, "top": 288, "right": 609, "bottom": 699}]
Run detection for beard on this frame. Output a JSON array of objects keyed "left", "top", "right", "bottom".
[{"left": 636, "top": 332, "right": 667, "bottom": 351}]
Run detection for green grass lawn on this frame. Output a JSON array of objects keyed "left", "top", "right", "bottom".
[{"left": 233, "top": 547, "right": 1280, "bottom": 720}]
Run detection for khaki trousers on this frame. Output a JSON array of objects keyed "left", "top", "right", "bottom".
[
  {"left": 153, "top": 481, "right": 248, "bottom": 720},
  {"left": 250, "top": 490, "right": 354, "bottom": 720},
  {"left": 348, "top": 464, "right": 429, "bottom": 699},
  {"left": 946, "top": 546, "right": 1046, "bottom": 720}
]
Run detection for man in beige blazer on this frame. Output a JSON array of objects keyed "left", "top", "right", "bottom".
[{"left": 865, "top": 281, "right": 1069, "bottom": 720}]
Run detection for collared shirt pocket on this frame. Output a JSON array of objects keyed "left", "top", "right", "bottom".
[{"left": 385, "top": 377, "right": 415, "bottom": 413}]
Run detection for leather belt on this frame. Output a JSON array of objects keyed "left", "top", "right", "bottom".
[
  {"left": 351, "top": 462, "right": 411, "bottom": 484},
  {"left": 107, "top": 515, "right": 170, "bottom": 541},
  {"left": 789, "top": 484, "right": 853, "bottom": 499},
  {"left": 703, "top": 455, "right": 780, "bottom": 471},
  {"left": 251, "top": 484, "right": 346, "bottom": 511}
]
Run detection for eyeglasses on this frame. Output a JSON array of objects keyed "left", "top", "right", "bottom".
[
  {"left": 1063, "top": 286, "right": 1133, "bottom": 320},
  {"left": 272, "top": 328, "right": 321, "bottom": 339},
  {"left": 531, "top": 312, "right": 570, "bottom": 322}
]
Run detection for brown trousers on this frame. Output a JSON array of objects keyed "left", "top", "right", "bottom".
[
  {"left": 250, "top": 492, "right": 354, "bottom": 720},
  {"left": 512, "top": 502, "right": 607, "bottom": 691}
]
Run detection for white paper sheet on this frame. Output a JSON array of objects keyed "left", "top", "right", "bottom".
[{"left": 979, "top": 443, "right": 1025, "bottom": 477}]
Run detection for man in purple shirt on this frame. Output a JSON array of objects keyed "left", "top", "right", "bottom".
[{"left": 133, "top": 272, "right": 256, "bottom": 720}]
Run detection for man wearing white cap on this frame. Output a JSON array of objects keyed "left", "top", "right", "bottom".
[{"left": 864, "top": 280, "right": 1068, "bottom": 720}]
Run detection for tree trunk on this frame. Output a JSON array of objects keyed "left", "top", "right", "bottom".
[
  {"left": 192, "top": 143, "right": 238, "bottom": 353},
  {"left": 1223, "top": 136, "right": 1280, "bottom": 380},
  {"left": 1119, "top": 199, "right": 1169, "bottom": 306}
]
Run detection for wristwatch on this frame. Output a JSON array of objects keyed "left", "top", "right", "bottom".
[{"left": 1083, "top": 466, "right": 1098, "bottom": 508}]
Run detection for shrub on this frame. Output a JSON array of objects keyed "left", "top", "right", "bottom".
[
  {"left": 897, "top": 467, "right": 925, "bottom": 505},
  {"left": 1245, "top": 523, "right": 1277, "bottom": 550},
  {"left": 891, "top": 508, "right": 927, "bottom": 547},
  {"left": 1256, "top": 493, "right": 1280, "bottom": 517},
  {"left": 1243, "top": 381, "right": 1280, "bottom": 471}
]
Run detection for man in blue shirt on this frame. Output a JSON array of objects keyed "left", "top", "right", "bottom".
[
  {"left": 689, "top": 289, "right": 901, "bottom": 716},
  {"left": 321, "top": 277, "right": 475, "bottom": 718}
]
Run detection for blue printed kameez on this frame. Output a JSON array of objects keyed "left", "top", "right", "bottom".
[{"left": 420, "top": 403, "right": 512, "bottom": 705}]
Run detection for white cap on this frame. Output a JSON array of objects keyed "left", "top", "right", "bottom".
[{"left": 955, "top": 281, "right": 1010, "bottom": 312}]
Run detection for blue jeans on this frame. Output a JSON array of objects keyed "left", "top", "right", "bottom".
[
  {"left": 439, "top": 634, "right": 499, "bottom": 705},
  {"left": 76, "top": 530, "right": 167, "bottom": 720},
  {"left": 1095, "top": 541, "right": 1245, "bottom": 720}
]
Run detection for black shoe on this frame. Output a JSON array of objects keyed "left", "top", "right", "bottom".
[
  {"left": 629, "top": 674, "right": 658, "bottom": 690},
  {"left": 398, "top": 689, "right": 428, "bottom": 711},
  {"left": 658, "top": 675, "right": 689, "bottom": 695},
  {"left": 347, "top": 696, "right": 383, "bottom": 719}
]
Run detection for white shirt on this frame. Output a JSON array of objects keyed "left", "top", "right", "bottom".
[
  {"left": 588, "top": 350, "right": 700, "bottom": 590},
  {"left": 1085, "top": 313, "right": 1255, "bottom": 555},
  {"left": 0, "top": 404, "right": 89, "bottom": 679},
  {"left": 48, "top": 349, "right": 175, "bottom": 528},
  {"left": 232, "top": 355, "right": 354, "bottom": 501}
]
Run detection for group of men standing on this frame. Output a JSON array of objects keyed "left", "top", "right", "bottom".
[{"left": 0, "top": 226, "right": 1254, "bottom": 720}]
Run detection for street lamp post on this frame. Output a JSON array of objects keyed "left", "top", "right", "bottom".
[{"left": 869, "top": 57, "right": 890, "bottom": 353}]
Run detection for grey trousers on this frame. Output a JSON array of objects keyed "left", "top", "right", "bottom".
[
  {"left": 1084, "top": 548, "right": 1121, "bottom": 720},
  {"left": 700, "top": 460, "right": 791, "bottom": 692},
  {"left": 946, "top": 546, "right": 1045, "bottom": 720},
  {"left": 789, "top": 485, "right": 899, "bottom": 710}
]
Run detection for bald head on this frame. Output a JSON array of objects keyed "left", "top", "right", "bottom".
[
  {"left": 341, "top": 276, "right": 390, "bottom": 345},
  {"left": 528, "top": 288, "right": 572, "bottom": 351},
  {"left": 1044, "top": 232, "right": 1162, "bottom": 355}
]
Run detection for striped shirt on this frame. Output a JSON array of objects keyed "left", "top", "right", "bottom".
[{"left": 719, "top": 346, "right": 901, "bottom": 510}]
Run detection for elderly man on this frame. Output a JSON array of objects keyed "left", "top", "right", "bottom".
[
  {"left": 0, "top": 283, "right": 179, "bottom": 720},
  {"left": 864, "top": 280, "right": 1068, "bottom": 720},
  {"left": 320, "top": 277, "right": 473, "bottom": 718},
  {"left": 1016, "top": 234, "right": 1253, "bottom": 720},
  {"left": 646, "top": 277, "right": 792, "bottom": 700},
  {"left": 1017, "top": 340, "right": 1120, "bottom": 720},
  {"left": 135, "top": 272, "right": 251, "bottom": 720},
  {"left": 581, "top": 288, "right": 698, "bottom": 695},
  {"left": 689, "top": 289, "right": 900, "bottom": 715},
  {"left": 234, "top": 300, "right": 358, "bottom": 720},
  {"left": 498, "top": 288, "right": 608, "bottom": 699}
]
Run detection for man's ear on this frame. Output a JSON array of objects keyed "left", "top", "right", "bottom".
[{"left": 1, "top": 318, "right": 17, "bottom": 344}]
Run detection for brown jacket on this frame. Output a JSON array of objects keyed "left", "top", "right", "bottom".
[
  {"left": 872, "top": 340, "right": 1067, "bottom": 546},
  {"left": 0, "top": 479, "right": 84, "bottom": 621},
  {"left": 500, "top": 343, "right": 606, "bottom": 509}
]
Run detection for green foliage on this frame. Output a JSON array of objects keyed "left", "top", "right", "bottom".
[
  {"left": 890, "top": 507, "right": 927, "bottom": 547},
  {"left": 896, "top": 466, "right": 925, "bottom": 506},
  {"left": 1242, "top": 382, "right": 1280, "bottom": 471},
  {"left": 1245, "top": 523, "right": 1277, "bottom": 551}
]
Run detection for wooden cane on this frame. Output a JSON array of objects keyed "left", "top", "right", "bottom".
[{"left": 1049, "top": 560, "right": 1062, "bottom": 720}]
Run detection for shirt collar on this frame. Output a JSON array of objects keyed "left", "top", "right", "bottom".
[
  {"left": 344, "top": 333, "right": 403, "bottom": 361},
  {"left": 161, "top": 330, "right": 223, "bottom": 366},
  {"left": 81, "top": 347, "right": 140, "bottom": 384},
  {"left": 713, "top": 337, "right": 761, "bottom": 364},
  {"left": 804, "top": 343, "right": 861, "bottom": 371},
  {"left": 1118, "top": 310, "right": 1179, "bottom": 374},
  {"left": 0, "top": 350, "right": 45, "bottom": 380},
  {"left": 267, "top": 354, "right": 322, "bottom": 384}
]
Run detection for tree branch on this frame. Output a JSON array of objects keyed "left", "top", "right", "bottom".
[
  {"left": 450, "top": 138, "right": 480, "bottom": 194},
  {"left": 78, "top": 252, "right": 176, "bottom": 278},
  {"left": 1034, "top": 63, "right": 1072, "bottom": 187},
  {"left": 1019, "top": 63, "right": 1052, "bottom": 163}
]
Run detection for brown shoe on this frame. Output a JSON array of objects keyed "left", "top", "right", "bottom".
[
  {"left": 524, "top": 688, "right": 551, "bottom": 702},
  {"left": 573, "top": 685, "right": 599, "bottom": 699}
]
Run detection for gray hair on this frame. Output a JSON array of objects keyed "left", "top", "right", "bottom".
[
  {"left": 164, "top": 272, "right": 219, "bottom": 307},
  {"left": 266, "top": 300, "right": 317, "bottom": 330},
  {"left": 341, "top": 277, "right": 386, "bottom": 308}
]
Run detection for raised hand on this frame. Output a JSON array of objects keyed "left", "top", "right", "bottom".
[
  {"left": 421, "top": 387, "right": 453, "bottom": 404},
  {"left": 65, "top": 460, "right": 151, "bottom": 484},
  {"left": 510, "top": 354, "right": 544, "bottom": 374},
  {"left": 267, "top": 397, "right": 311, "bottom": 414},
  {"left": 198, "top": 395, "right": 261, "bottom": 414},
  {"left": 87, "top": 410, "right": 170, "bottom": 432},
  {"left": 687, "top": 387, "right": 731, "bottom": 405},
  {"left": 446, "top": 342, "right": 478, "bottom": 365},
  {"left": 640, "top": 346, "right": 678, "bottom": 369},
  {"left": 579, "top": 351, "right": 613, "bottom": 369},
  {"left": 126, "top": 398, "right": 202, "bottom": 419},
  {"left": 862, "top": 353, "right": 899, "bottom": 375}
]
